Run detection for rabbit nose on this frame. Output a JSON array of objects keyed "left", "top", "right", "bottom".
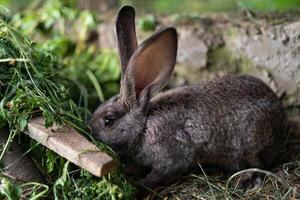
[
  {"left": 88, "top": 119, "right": 94, "bottom": 130},
  {"left": 90, "top": 127, "right": 103, "bottom": 142},
  {"left": 89, "top": 120, "right": 99, "bottom": 135},
  {"left": 90, "top": 122, "right": 99, "bottom": 133},
  {"left": 89, "top": 114, "right": 100, "bottom": 129}
]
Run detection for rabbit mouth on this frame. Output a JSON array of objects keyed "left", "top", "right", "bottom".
[
  {"left": 90, "top": 128, "right": 103, "bottom": 141},
  {"left": 91, "top": 131, "right": 127, "bottom": 153},
  {"left": 105, "top": 142, "right": 127, "bottom": 154}
]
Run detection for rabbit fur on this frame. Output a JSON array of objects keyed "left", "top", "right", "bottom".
[{"left": 90, "top": 6, "right": 287, "bottom": 188}]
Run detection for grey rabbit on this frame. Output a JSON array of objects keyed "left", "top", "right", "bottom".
[{"left": 90, "top": 6, "right": 287, "bottom": 189}]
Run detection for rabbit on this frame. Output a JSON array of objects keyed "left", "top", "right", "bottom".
[{"left": 89, "top": 5, "right": 287, "bottom": 189}]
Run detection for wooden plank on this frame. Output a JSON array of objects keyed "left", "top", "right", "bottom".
[{"left": 25, "top": 117, "right": 117, "bottom": 177}]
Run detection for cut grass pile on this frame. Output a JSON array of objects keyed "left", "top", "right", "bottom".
[{"left": 0, "top": 14, "right": 136, "bottom": 200}]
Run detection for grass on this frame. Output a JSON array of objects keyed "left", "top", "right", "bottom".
[
  {"left": 146, "top": 160, "right": 300, "bottom": 199},
  {"left": 0, "top": 12, "right": 136, "bottom": 200},
  {"left": 121, "top": 0, "right": 300, "bottom": 14}
]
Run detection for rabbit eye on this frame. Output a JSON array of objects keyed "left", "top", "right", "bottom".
[{"left": 103, "top": 116, "right": 115, "bottom": 127}]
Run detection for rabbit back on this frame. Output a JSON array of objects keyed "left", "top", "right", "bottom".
[{"left": 133, "top": 74, "right": 286, "bottom": 173}]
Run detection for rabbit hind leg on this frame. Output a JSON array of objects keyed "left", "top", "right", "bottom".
[{"left": 235, "top": 153, "right": 269, "bottom": 191}]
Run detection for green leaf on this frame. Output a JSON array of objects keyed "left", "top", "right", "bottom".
[
  {"left": 0, "top": 178, "right": 22, "bottom": 200},
  {"left": 53, "top": 161, "right": 69, "bottom": 200},
  {"left": 138, "top": 15, "right": 156, "bottom": 31},
  {"left": 18, "top": 116, "right": 27, "bottom": 131}
]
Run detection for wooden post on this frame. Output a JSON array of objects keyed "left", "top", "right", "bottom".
[{"left": 25, "top": 117, "right": 117, "bottom": 177}]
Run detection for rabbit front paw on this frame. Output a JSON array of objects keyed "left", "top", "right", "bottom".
[
  {"left": 139, "top": 170, "right": 163, "bottom": 189},
  {"left": 139, "top": 168, "right": 179, "bottom": 189}
]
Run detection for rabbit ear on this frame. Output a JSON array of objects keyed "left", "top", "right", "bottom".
[
  {"left": 121, "top": 27, "right": 177, "bottom": 108},
  {"left": 116, "top": 6, "right": 138, "bottom": 77}
]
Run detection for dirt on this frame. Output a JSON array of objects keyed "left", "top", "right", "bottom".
[{"left": 0, "top": 128, "right": 45, "bottom": 183}]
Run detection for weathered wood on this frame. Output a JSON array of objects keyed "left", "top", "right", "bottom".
[{"left": 25, "top": 117, "right": 117, "bottom": 177}]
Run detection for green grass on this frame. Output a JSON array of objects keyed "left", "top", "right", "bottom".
[
  {"left": 121, "top": 0, "right": 300, "bottom": 14},
  {"left": 0, "top": 5, "right": 136, "bottom": 199}
]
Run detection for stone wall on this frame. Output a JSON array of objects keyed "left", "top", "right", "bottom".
[{"left": 95, "top": 11, "right": 300, "bottom": 114}]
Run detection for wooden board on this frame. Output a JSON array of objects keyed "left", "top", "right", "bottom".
[{"left": 25, "top": 117, "right": 117, "bottom": 177}]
